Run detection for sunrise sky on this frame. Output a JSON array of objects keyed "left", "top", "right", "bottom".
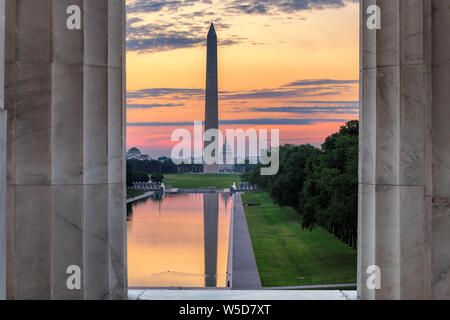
[{"left": 126, "top": 0, "right": 359, "bottom": 158}]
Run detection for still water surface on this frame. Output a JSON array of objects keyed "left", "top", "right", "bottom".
[{"left": 127, "top": 193, "right": 232, "bottom": 287}]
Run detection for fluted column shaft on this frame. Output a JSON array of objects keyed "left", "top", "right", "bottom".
[
  {"left": 0, "top": 107, "right": 5, "bottom": 300},
  {"left": 0, "top": 0, "right": 6, "bottom": 301},
  {"left": 359, "top": 0, "right": 450, "bottom": 299},
  {"left": 0, "top": 0, "right": 127, "bottom": 300}
]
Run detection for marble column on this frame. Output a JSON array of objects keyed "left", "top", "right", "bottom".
[
  {"left": 0, "top": 0, "right": 127, "bottom": 300},
  {"left": 429, "top": 0, "right": 450, "bottom": 299},
  {"left": 0, "top": 0, "right": 5, "bottom": 301},
  {"left": 0, "top": 108, "right": 5, "bottom": 302},
  {"left": 359, "top": 0, "right": 450, "bottom": 299}
]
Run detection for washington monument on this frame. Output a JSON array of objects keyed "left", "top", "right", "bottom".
[{"left": 204, "top": 23, "right": 219, "bottom": 174}]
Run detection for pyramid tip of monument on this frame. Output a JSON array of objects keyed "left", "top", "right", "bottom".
[{"left": 208, "top": 22, "right": 216, "bottom": 35}]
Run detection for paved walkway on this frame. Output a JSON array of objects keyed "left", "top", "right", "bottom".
[
  {"left": 128, "top": 289, "right": 357, "bottom": 300},
  {"left": 263, "top": 283, "right": 357, "bottom": 290},
  {"left": 126, "top": 191, "right": 154, "bottom": 204},
  {"left": 231, "top": 194, "right": 262, "bottom": 289}
]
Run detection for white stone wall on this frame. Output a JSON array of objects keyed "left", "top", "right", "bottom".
[
  {"left": 359, "top": 0, "right": 450, "bottom": 299},
  {"left": 1, "top": 0, "right": 126, "bottom": 299}
]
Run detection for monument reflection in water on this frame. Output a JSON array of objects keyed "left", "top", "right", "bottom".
[{"left": 127, "top": 193, "right": 232, "bottom": 287}]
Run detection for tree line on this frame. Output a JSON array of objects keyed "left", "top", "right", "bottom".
[
  {"left": 126, "top": 161, "right": 149, "bottom": 186},
  {"left": 244, "top": 120, "right": 358, "bottom": 248},
  {"left": 127, "top": 158, "right": 255, "bottom": 187},
  {"left": 127, "top": 158, "right": 179, "bottom": 176},
  {"left": 126, "top": 160, "right": 167, "bottom": 187}
]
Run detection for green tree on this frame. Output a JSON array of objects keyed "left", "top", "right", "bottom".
[
  {"left": 301, "top": 120, "right": 358, "bottom": 248},
  {"left": 151, "top": 172, "right": 165, "bottom": 184},
  {"left": 243, "top": 120, "right": 359, "bottom": 248},
  {"left": 269, "top": 144, "right": 318, "bottom": 210},
  {"left": 127, "top": 160, "right": 150, "bottom": 186},
  {"left": 127, "top": 161, "right": 134, "bottom": 187}
]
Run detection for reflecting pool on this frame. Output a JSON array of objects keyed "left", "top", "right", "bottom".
[{"left": 127, "top": 192, "right": 232, "bottom": 288}]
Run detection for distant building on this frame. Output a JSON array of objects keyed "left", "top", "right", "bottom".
[
  {"left": 157, "top": 156, "right": 170, "bottom": 162},
  {"left": 126, "top": 147, "right": 150, "bottom": 161},
  {"left": 219, "top": 139, "right": 234, "bottom": 174}
]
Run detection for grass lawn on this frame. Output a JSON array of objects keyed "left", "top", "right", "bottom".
[
  {"left": 164, "top": 174, "right": 241, "bottom": 189},
  {"left": 127, "top": 190, "right": 146, "bottom": 199},
  {"left": 242, "top": 192, "right": 357, "bottom": 287}
]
